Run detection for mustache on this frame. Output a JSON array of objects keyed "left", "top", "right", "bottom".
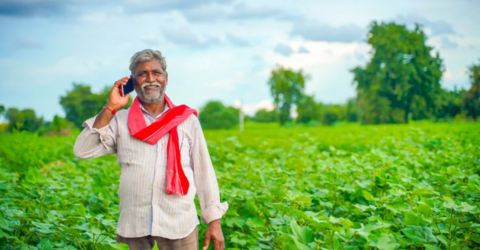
[{"left": 141, "top": 82, "right": 162, "bottom": 90}]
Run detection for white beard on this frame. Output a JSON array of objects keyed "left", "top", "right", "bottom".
[{"left": 135, "top": 81, "right": 166, "bottom": 104}]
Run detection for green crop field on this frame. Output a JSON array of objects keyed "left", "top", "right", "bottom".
[{"left": 1, "top": 122, "right": 480, "bottom": 250}]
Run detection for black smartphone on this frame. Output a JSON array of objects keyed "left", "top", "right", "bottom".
[{"left": 121, "top": 77, "right": 134, "bottom": 97}]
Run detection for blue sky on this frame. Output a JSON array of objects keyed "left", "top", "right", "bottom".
[{"left": 0, "top": 0, "right": 479, "bottom": 120}]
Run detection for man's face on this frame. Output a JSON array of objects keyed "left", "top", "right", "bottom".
[{"left": 133, "top": 59, "right": 168, "bottom": 104}]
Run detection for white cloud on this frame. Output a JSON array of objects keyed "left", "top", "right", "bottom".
[{"left": 242, "top": 99, "right": 275, "bottom": 115}]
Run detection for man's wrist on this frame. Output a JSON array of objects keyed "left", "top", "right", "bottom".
[
  {"left": 209, "top": 219, "right": 221, "bottom": 226},
  {"left": 105, "top": 103, "right": 121, "bottom": 111}
]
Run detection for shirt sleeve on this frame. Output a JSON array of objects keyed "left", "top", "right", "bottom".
[
  {"left": 73, "top": 115, "right": 117, "bottom": 159},
  {"left": 190, "top": 117, "right": 228, "bottom": 224}
]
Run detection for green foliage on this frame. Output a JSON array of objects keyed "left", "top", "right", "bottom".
[
  {"left": 435, "top": 88, "right": 465, "bottom": 121},
  {"left": 322, "top": 104, "right": 346, "bottom": 126},
  {"left": 296, "top": 95, "right": 322, "bottom": 124},
  {"left": 1, "top": 122, "right": 479, "bottom": 249},
  {"left": 199, "top": 101, "right": 239, "bottom": 130},
  {"left": 60, "top": 83, "right": 109, "bottom": 129},
  {"left": 463, "top": 60, "right": 480, "bottom": 120},
  {"left": 51, "top": 115, "right": 70, "bottom": 132},
  {"left": 4, "top": 107, "right": 43, "bottom": 132},
  {"left": 352, "top": 22, "right": 443, "bottom": 124},
  {"left": 346, "top": 98, "right": 358, "bottom": 122},
  {"left": 39, "top": 115, "right": 74, "bottom": 136},
  {"left": 267, "top": 66, "right": 309, "bottom": 125},
  {"left": 253, "top": 109, "right": 278, "bottom": 123}
]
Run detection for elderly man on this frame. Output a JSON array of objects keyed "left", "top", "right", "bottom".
[{"left": 73, "top": 49, "right": 228, "bottom": 250}]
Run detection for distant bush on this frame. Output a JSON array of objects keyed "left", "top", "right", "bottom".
[
  {"left": 252, "top": 109, "right": 278, "bottom": 123},
  {"left": 199, "top": 101, "right": 239, "bottom": 130}
]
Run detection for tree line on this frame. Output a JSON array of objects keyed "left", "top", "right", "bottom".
[
  {"left": 260, "top": 22, "right": 480, "bottom": 126},
  {"left": 1, "top": 21, "right": 479, "bottom": 133},
  {"left": 0, "top": 83, "right": 241, "bottom": 133}
]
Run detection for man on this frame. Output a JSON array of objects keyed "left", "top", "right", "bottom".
[{"left": 73, "top": 49, "right": 228, "bottom": 250}]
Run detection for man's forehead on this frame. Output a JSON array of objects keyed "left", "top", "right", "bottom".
[{"left": 135, "top": 60, "right": 164, "bottom": 72}]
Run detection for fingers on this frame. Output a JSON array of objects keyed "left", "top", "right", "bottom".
[
  {"left": 203, "top": 233, "right": 211, "bottom": 250},
  {"left": 214, "top": 240, "right": 221, "bottom": 250},
  {"left": 114, "top": 76, "right": 130, "bottom": 87},
  {"left": 214, "top": 237, "right": 225, "bottom": 250}
]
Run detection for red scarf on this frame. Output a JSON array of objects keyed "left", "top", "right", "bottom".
[{"left": 128, "top": 95, "right": 197, "bottom": 196}]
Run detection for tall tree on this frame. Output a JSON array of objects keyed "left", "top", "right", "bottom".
[
  {"left": 352, "top": 22, "right": 443, "bottom": 124},
  {"left": 463, "top": 60, "right": 480, "bottom": 121},
  {"left": 60, "top": 83, "right": 110, "bottom": 129},
  {"left": 267, "top": 66, "right": 308, "bottom": 125}
]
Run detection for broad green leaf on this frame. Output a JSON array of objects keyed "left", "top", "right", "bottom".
[
  {"left": 460, "top": 202, "right": 480, "bottom": 214},
  {"left": 442, "top": 196, "right": 456, "bottom": 209},
  {"left": 424, "top": 244, "right": 442, "bottom": 250},
  {"left": 112, "top": 243, "right": 130, "bottom": 250},
  {"left": 291, "top": 236, "right": 312, "bottom": 250},
  {"left": 401, "top": 226, "right": 438, "bottom": 244},
  {"left": 404, "top": 212, "right": 420, "bottom": 226},
  {"left": 376, "top": 233, "right": 400, "bottom": 250},
  {"left": 231, "top": 236, "right": 247, "bottom": 246},
  {"left": 290, "top": 219, "right": 314, "bottom": 244},
  {"left": 417, "top": 202, "right": 433, "bottom": 215},
  {"left": 362, "top": 191, "right": 375, "bottom": 201}
]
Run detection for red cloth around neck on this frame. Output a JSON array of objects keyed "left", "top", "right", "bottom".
[{"left": 128, "top": 94, "right": 197, "bottom": 195}]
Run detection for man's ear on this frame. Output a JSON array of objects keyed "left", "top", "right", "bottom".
[{"left": 165, "top": 72, "right": 169, "bottom": 86}]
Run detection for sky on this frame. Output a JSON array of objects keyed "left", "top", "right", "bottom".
[{"left": 0, "top": 0, "right": 479, "bottom": 120}]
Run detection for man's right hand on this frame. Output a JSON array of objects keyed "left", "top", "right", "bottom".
[
  {"left": 92, "top": 77, "right": 131, "bottom": 129},
  {"left": 106, "top": 77, "right": 131, "bottom": 110}
]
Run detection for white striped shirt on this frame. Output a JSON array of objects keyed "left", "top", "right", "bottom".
[{"left": 73, "top": 105, "right": 228, "bottom": 239}]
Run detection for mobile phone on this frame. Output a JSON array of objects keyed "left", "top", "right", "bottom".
[{"left": 121, "top": 77, "right": 134, "bottom": 97}]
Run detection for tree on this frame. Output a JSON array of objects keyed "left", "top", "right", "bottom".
[
  {"left": 5, "top": 107, "right": 43, "bottom": 132},
  {"left": 435, "top": 87, "right": 465, "bottom": 121},
  {"left": 296, "top": 95, "right": 322, "bottom": 124},
  {"left": 199, "top": 101, "right": 239, "bottom": 130},
  {"left": 5, "top": 108, "right": 22, "bottom": 131},
  {"left": 322, "top": 104, "right": 346, "bottom": 126},
  {"left": 0, "top": 105, "right": 5, "bottom": 117},
  {"left": 253, "top": 109, "right": 278, "bottom": 123},
  {"left": 21, "top": 109, "right": 43, "bottom": 132},
  {"left": 267, "top": 66, "right": 309, "bottom": 125},
  {"left": 60, "top": 83, "right": 110, "bottom": 129},
  {"left": 346, "top": 98, "right": 358, "bottom": 122},
  {"left": 463, "top": 60, "right": 480, "bottom": 121},
  {"left": 352, "top": 22, "right": 443, "bottom": 124}
]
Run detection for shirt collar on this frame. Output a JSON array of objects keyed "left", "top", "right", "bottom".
[{"left": 139, "top": 102, "right": 169, "bottom": 120}]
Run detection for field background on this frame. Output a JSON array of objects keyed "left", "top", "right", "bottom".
[{"left": 1, "top": 122, "right": 479, "bottom": 250}]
